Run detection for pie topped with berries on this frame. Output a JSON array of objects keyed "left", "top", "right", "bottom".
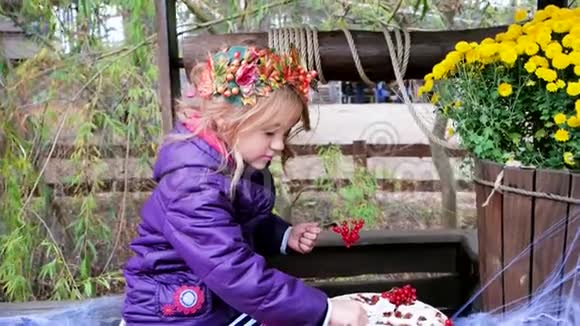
[{"left": 332, "top": 285, "right": 452, "bottom": 326}]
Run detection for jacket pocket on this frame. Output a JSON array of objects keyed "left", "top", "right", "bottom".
[{"left": 155, "top": 278, "right": 212, "bottom": 319}]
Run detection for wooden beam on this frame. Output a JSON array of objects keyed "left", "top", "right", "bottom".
[
  {"left": 43, "top": 143, "right": 467, "bottom": 159},
  {"left": 286, "top": 179, "right": 473, "bottom": 193},
  {"left": 38, "top": 177, "right": 473, "bottom": 196},
  {"left": 267, "top": 230, "right": 474, "bottom": 278},
  {"left": 537, "top": 0, "right": 567, "bottom": 9},
  {"left": 181, "top": 27, "right": 506, "bottom": 82},
  {"left": 155, "top": 0, "right": 180, "bottom": 133}
]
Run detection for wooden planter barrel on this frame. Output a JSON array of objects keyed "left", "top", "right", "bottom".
[{"left": 474, "top": 159, "right": 579, "bottom": 312}]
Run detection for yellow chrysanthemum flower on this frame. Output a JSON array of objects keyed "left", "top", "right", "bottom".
[
  {"left": 430, "top": 93, "right": 440, "bottom": 104},
  {"left": 575, "top": 66, "right": 580, "bottom": 76},
  {"left": 447, "top": 127, "right": 455, "bottom": 137},
  {"left": 563, "top": 152, "right": 575, "bottom": 166},
  {"left": 424, "top": 73, "right": 434, "bottom": 80},
  {"left": 481, "top": 38, "right": 496, "bottom": 45},
  {"left": 524, "top": 42, "right": 540, "bottom": 55},
  {"left": 423, "top": 79, "right": 434, "bottom": 92},
  {"left": 506, "top": 25, "right": 523, "bottom": 40},
  {"left": 495, "top": 32, "right": 507, "bottom": 42},
  {"left": 576, "top": 99, "right": 580, "bottom": 116},
  {"left": 530, "top": 55, "right": 549, "bottom": 67},
  {"left": 445, "top": 51, "right": 463, "bottom": 66},
  {"left": 533, "top": 9, "right": 550, "bottom": 22},
  {"left": 573, "top": 39, "right": 580, "bottom": 51},
  {"left": 571, "top": 24, "right": 580, "bottom": 36},
  {"left": 562, "top": 34, "right": 574, "bottom": 48},
  {"left": 554, "top": 113, "right": 567, "bottom": 124},
  {"left": 432, "top": 63, "right": 447, "bottom": 80},
  {"left": 514, "top": 9, "right": 528, "bottom": 22},
  {"left": 455, "top": 41, "right": 471, "bottom": 53},
  {"left": 545, "top": 42, "right": 563, "bottom": 59},
  {"left": 567, "top": 81, "right": 580, "bottom": 96},
  {"left": 500, "top": 48, "right": 518, "bottom": 65},
  {"left": 570, "top": 51, "right": 580, "bottom": 65},
  {"left": 535, "top": 67, "right": 558, "bottom": 82},
  {"left": 465, "top": 50, "right": 479, "bottom": 63},
  {"left": 478, "top": 43, "right": 498, "bottom": 58},
  {"left": 417, "top": 86, "right": 426, "bottom": 97},
  {"left": 556, "top": 79, "right": 566, "bottom": 88},
  {"left": 568, "top": 116, "right": 580, "bottom": 127},
  {"left": 524, "top": 61, "right": 537, "bottom": 73},
  {"left": 453, "top": 100, "right": 462, "bottom": 108},
  {"left": 547, "top": 83, "right": 559, "bottom": 92},
  {"left": 552, "top": 53, "right": 570, "bottom": 70},
  {"left": 535, "top": 32, "right": 552, "bottom": 47},
  {"left": 551, "top": 19, "right": 571, "bottom": 34},
  {"left": 554, "top": 129, "right": 570, "bottom": 142},
  {"left": 498, "top": 83, "right": 513, "bottom": 97},
  {"left": 526, "top": 80, "right": 536, "bottom": 86}
]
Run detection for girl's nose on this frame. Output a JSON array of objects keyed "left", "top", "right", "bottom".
[{"left": 270, "top": 136, "right": 285, "bottom": 152}]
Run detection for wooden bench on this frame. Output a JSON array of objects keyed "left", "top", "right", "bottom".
[{"left": 0, "top": 229, "right": 478, "bottom": 322}]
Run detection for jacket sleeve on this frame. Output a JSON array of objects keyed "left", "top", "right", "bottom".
[
  {"left": 250, "top": 213, "right": 292, "bottom": 256},
  {"left": 161, "top": 168, "right": 328, "bottom": 325}
]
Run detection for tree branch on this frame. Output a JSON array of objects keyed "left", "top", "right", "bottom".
[
  {"left": 177, "top": 0, "right": 296, "bottom": 36},
  {"left": 180, "top": 0, "right": 218, "bottom": 34}
]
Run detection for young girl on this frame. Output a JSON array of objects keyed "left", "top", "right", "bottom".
[{"left": 122, "top": 46, "right": 367, "bottom": 326}]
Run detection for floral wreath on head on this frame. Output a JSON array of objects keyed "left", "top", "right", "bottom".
[{"left": 190, "top": 45, "right": 319, "bottom": 107}]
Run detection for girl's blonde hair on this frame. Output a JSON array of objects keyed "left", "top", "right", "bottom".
[{"left": 170, "top": 62, "right": 311, "bottom": 198}]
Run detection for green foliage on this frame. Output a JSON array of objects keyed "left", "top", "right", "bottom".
[
  {"left": 316, "top": 145, "right": 381, "bottom": 227},
  {"left": 0, "top": 1, "right": 159, "bottom": 302}
]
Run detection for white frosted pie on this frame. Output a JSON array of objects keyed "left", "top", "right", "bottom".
[{"left": 332, "top": 290, "right": 452, "bottom": 326}]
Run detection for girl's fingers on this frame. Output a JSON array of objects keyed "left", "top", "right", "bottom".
[
  {"left": 306, "top": 226, "right": 322, "bottom": 234},
  {"left": 303, "top": 231, "right": 318, "bottom": 240},
  {"left": 299, "top": 242, "right": 312, "bottom": 253},
  {"left": 299, "top": 237, "right": 314, "bottom": 247}
]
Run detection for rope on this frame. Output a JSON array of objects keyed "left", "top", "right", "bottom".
[
  {"left": 268, "top": 27, "right": 327, "bottom": 84},
  {"left": 473, "top": 173, "right": 580, "bottom": 205},
  {"left": 341, "top": 29, "right": 376, "bottom": 88},
  {"left": 381, "top": 28, "right": 460, "bottom": 150}
]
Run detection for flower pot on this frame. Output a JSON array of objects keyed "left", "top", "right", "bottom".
[{"left": 473, "top": 159, "right": 579, "bottom": 312}]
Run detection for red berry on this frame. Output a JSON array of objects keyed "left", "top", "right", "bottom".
[
  {"left": 394, "top": 311, "right": 402, "bottom": 318},
  {"left": 445, "top": 319, "right": 453, "bottom": 326}
]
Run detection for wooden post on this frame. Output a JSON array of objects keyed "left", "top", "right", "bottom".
[
  {"left": 537, "top": 0, "right": 567, "bottom": 9},
  {"left": 352, "top": 140, "right": 367, "bottom": 169},
  {"left": 155, "top": 0, "right": 180, "bottom": 133},
  {"left": 181, "top": 27, "right": 506, "bottom": 82}
]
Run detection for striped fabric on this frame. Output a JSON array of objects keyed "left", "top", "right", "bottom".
[{"left": 227, "top": 313, "right": 261, "bottom": 326}]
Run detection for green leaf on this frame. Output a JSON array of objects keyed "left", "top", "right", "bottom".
[
  {"left": 509, "top": 133, "right": 521, "bottom": 145},
  {"left": 535, "top": 129, "right": 546, "bottom": 139}
]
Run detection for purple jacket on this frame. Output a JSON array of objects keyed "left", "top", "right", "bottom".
[{"left": 122, "top": 124, "right": 329, "bottom": 325}]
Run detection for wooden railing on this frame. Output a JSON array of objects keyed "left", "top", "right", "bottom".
[{"left": 42, "top": 141, "right": 469, "bottom": 195}]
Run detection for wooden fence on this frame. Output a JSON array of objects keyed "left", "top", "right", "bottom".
[{"left": 43, "top": 141, "right": 469, "bottom": 196}]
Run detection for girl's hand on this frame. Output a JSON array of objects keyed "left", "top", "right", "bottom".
[{"left": 288, "top": 222, "right": 321, "bottom": 254}]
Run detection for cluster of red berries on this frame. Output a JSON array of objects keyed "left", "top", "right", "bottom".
[
  {"left": 331, "top": 219, "right": 364, "bottom": 247},
  {"left": 381, "top": 284, "right": 417, "bottom": 307}
]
